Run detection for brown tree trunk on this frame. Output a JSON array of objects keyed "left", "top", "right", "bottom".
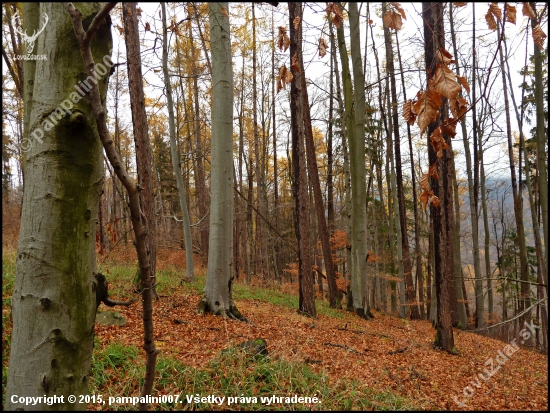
[
  {"left": 382, "top": 2, "right": 419, "bottom": 319},
  {"left": 423, "top": 2, "right": 455, "bottom": 353},
  {"left": 289, "top": 2, "right": 316, "bottom": 318},
  {"left": 123, "top": 2, "right": 157, "bottom": 298}
]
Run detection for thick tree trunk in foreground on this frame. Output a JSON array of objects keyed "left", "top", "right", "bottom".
[
  {"left": 198, "top": 2, "right": 243, "bottom": 320},
  {"left": 6, "top": 3, "right": 111, "bottom": 410}
]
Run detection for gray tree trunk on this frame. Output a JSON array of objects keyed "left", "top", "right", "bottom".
[
  {"left": 161, "top": 3, "right": 194, "bottom": 282},
  {"left": 6, "top": 3, "right": 111, "bottom": 410},
  {"left": 343, "top": 2, "right": 371, "bottom": 318},
  {"left": 199, "top": 2, "right": 243, "bottom": 320}
]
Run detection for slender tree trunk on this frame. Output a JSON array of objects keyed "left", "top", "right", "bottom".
[
  {"left": 382, "top": 3, "right": 418, "bottom": 319},
  {"left": 6, "top": 4, "right": 111, "bottom": 409},
  {"left": 338, "top": 2, "right": 371, "bottom": 318},
  {"left": 271, "top": 7, "right": 281, "bottom": 284},
  {"left": 188, "top": 18, "right": 209, "bottom": 256},
  {"left": 300, "top": 54, "right": 339, "bottom": 309},
  {"left": 123, "top": 2, "right": 157, "bottom": 299},
  {"left": 161, "top": 2, "right": 194, "bottom": 282},
  {"left": 529, "top": 2, "right": 548, "bottom": 294},
  {"left": 289, "top": 2, "right": 316, "bottom": 318},
  {"left": 497, "top": 20, "right": 530, "bottom": 322}
]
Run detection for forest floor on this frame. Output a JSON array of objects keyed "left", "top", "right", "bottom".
[{"left": 2, "top": 245, "right": 548, "bottom": 410}]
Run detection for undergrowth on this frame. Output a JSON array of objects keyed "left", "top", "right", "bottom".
[{"left": 2, "top": 249, "right": 417, "bottom": 410}]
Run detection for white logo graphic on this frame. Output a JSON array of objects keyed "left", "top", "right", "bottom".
[{"left": 12, "top": 11, "right": 49, "bottom": 55}]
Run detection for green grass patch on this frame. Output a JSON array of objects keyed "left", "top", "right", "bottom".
[{"left": 95, "top": 345, "right": 417, "bottom": 411}]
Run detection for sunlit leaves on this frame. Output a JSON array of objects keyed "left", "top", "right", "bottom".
[
  {"left": 453, "top": 2, "right": 468, "bottom": 7},
  {"left": 325, "top": 3, "right": 343, "bottom": 29},
  {"left": 532, "top": 24, "right": 547, "bottom": 49},
  {"left": 318, "top": 37, "right": 328, "bottom": 58},
  {"left": 522, "top": 2, "right": 536, "bottom": 18},
  {"left": 505, "top": 4, "right": 516, "bottom": 25},
  {"left": 277, "top": 26, "right": 290, "bottom": 52}
]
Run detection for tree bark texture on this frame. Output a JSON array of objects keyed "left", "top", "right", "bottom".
[
  {"left": 289, "top": 2, "right": 316, "bottom": 318},
  {"left": 6, "top": 3, "right": 111, "bottom": 410}
]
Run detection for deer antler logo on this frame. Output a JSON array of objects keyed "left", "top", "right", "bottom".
[{"left": 12, "top": 11, "right": 49, "bottom": 55}]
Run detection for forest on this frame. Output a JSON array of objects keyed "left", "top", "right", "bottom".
[{"left": 1, "top": 2, "right": 548, "bottom": 411}]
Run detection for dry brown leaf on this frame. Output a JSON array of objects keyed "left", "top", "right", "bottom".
[
  {"left": 412, "top": 90, "right": 442, "bottom": 136},
  {"left": 402, "top": 100, "right": 416, "bottom": 125},
  {"left": 443, "top": 118, "right": 458, "bottom": 138},
  {"left": 435, "top": 47, "right": 455, "bottom": 65},
  {"left": 489, "top": 2, "right": 502, "bottom": 22},
  {"left": 278, "top": 26, "right": 290, "bottom": 52},
  {"left": 326, "top": 3, "right": 343, "bottom": 29},
  {"left": 453, "top": 2, "right": 468, "bottom": 6},
  {"left": 485, "top": 10, "right": 497, "bottom": 31},
  {"left": 420, "top": 172, "right": 430, "bottom": 191},
  {"left": 419, "top": 189, "right": 432, "bottom": 210},
  {"left": 116, "top": 25, "right": 124, "bottom": 35},
  {"left": 221, "top": 7, "right": 229, "bottom": 19},
  {"left": 145, "top": 22, "right": 151, "bottom": 31},
  {"left": 431, "top": 64, "right": 462, "bottom": 100},
  {"left": 505, "top": 4, "right": 516, "bottom": 24},
  {"left": 430, "top": 127, "right": 449, "bottom": 158},
  {"left": 429, "top": 193, "right": 440, "bottom": 207},
  {"left": 456, "top": 75, "right": 470, "bottom": 94},
  {"left": 390, "top": 2, "right": 406, "bottom": 20},
  {"left": 384, "top": 10, "right": 403, "bottom": 30},
  {"left": 522, "top": 2, "right": 536, "bottom": 18},
  {"left": 532, "top": 24, "right": 547, "bottom": 50},
  {"left": 291, "top": 54, "right": 300, "bottom": 73},
  {"left": 428, "top": 163, "right": 439, "bottom": 180},
  {"left": 449, "top": 95, "right": 468, "bottom": 119},
  {"left": 277, "top": 65, "right": 293, "bottom": 93},
  {"left": 293, "top": 16, "right": 301, "bottom": 30},
  {"left": 136, "top": 7, "right": 142, "bottom": 16},
  {"left": 318, "top": 38, "right": 328, "bottom": 58}
]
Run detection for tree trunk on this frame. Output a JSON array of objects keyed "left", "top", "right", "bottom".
[
  {"left": 338, "top": 2, "right": 371, "bottom": 319},
  {"left": 289, "top": 2, "right": 316, "bottom": 318},
  {"left": 6, "top": 3, "right": 111, "bottom": 410},
  {"left": 188, "top": 17, "right": 209, "bottom": 256},
  {"left": 529, "top": 2, "right": 548, "bottom": 295},
  {"left": 199, "top": 2, "right": 243, "bottom": 321},
  {"left": 423, "top": 2, "right": 455, "bottom": 353},
  {"left": 161, "top": 3, "right": 194, "bottom": 282},
  {"left": 382, "top": 2, "right": 418, "bottom": 319},
  {"left": 123, "top": 2, "right": 157, "bottom": 298},
  {"left": 497, "top": 20, "right": 530, "bottom": 322}
]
